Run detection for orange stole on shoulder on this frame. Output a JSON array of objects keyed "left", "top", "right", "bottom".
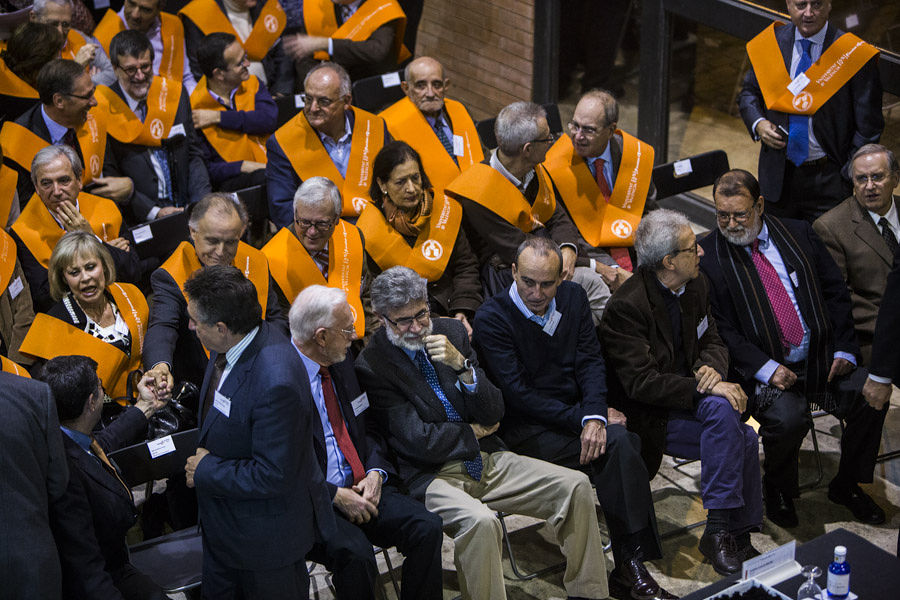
[
  {"left": 1, "top": 356, "right": 30, "bottom": 378},
  {"left": 94, "top": 11, "right": 186, "bottom": 81},
  {"left": 190, "top": 76, "right": 267, "bottom": 163},
  {"left": 0, "top": 165, "right": 18, "bottom": 227},
  {"left": 304, "top": 0, "right": 410, "bottom": 63},
  {"left": 380, "top": 97, "right": 482, "bottom": 189},
  {"left": 262, "top": 223, "right": 366, "bottom": 336},
  {"left": 0, "top": 57, "right": 39, "bottom": 99},
  {"left": 96, "top": 77, "right": 181, "bottom": 146},
  {"left": 746, "top": 23, "right": 879, "bottom": 115},
  {"left": 544, "top": 132, "right": 653, "bottom": 247},
  {"left": 60, "top": 29, "right": 89, "bottom": 62},
  {"left": 274, "top": 108, "right": 384, "bottom": 216},
  {"left": 0, "top": 228, "right": 19, "bottom": 293},
  {"left": 445, "top": 163, "right": 556, "bottom": 232},
  {"left": 12, "top": 192, "right": 122, "bottom": 268},
  {"left": 179, "top": 0, "right": 286, "bottom": 61}
]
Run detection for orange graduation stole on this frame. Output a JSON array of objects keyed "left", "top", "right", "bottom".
[
  {"left": 746, "top": 23, "right": 879, "bottom": 116},
  {"left": 190, "top": 75, "right": 267, "bottom": 163},
  {"left": 0, "top": 165, "right": 17, "bottom": 226},
  {"left": 262, "top": 222, "right": 366, "bottom": 336},
  {"left": 0, "top": 228, "right": 18, "bottom": 294},
  {"left": 380, "top": 97, "right": 483, "bottom": 190},
  {"left": 357, "top": 191, "right": 461, "bottom": 282},
  {"left": 0, "top": 57, "right": 39, "bottom": 99},
  {"left": 12, "top": 192, "right": 122, "bottom": 268},
  {"left": 96, "top": 77, "right": 181, "bottom": 146},
  {"left": 1, "top": 356, "right": 30, "bottom": 378},
  {"left": 445, "top": 163, "right": 556, "bottom": 232},
  {"left": 178, "top": 0, "right": 286, "bottom": 62},
  {"left": 274, "top": 108, "right": 384, "bottom": 216},
  {"left": 544, "top": 132, "right": 654, "bottom": 247},
  {"left": 60, "top": 29, "right": 89, "bottom": 62},
  {"left": 304, "top": 0, "right": 411, "bottom": 63},
  {"left": 94, "top": 10, "right": 186, "bottom": 81}
]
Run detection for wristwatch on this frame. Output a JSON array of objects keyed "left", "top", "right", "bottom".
[{"left": 454, "top": 358, "right": 473, "bottom": 375}]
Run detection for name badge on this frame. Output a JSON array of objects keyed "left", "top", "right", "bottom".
[
  {"left": 213, "top": 391, "right": 231, "bottom": 417},
  {"left": 543, "top": 309, "right": 562, "bottom": 336},
  {"left": 147, "top": 435, "right": 176, "bottom": 458},
  {"left": 7, "top": 276, "right": 23, "bottom": 300},
  {"left": 351, "top": 392, "right": 369, "bottom": 416},
  {"left": 453, "top": 134, "right": 465, "bottom": 157},
  {"left": 787, "top": 72, "right": 810, "bottom": 96},
  {"left": 697, "top": 315, "right": 709, "bottom": 339},
  {"left": 168, "top": 123, "right": 186, "bottom": 138},
  {"left": 789, "top": 271, "right": 799, "bottom": 287}
]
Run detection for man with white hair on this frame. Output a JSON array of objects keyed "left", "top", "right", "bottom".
[
  {"left": 31, "top": 0, "right": 117, "bottom": 86},
  {"left": 289, "top": 284, "right": 443, "bottom": 600}
]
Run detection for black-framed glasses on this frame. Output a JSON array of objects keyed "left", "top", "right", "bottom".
[
  {"left": 295, "top": 217, "right": 337, "bottom": 232},
  {"left": 117, "top": 63, "right": 152, "bottom": 78},
  {"left": 383, "top": 308, "right": 430, "bottom": 330},
  {"left": 64, "top": 88, "right": 96, "bottom": 101},
  {"left": 670, "top": 241, "right": 699, "bottom": 257},
  {"left": 715, "top": 201, "right": 758, "bottom": 224},
  {"left": 300, "top": 93, "right": 340, "bottom": 109},
  {"left": 853, "top": 173, "right": 888, "bottom": 186},
  {"left": 531, "top": 131, "right": 561, "bottom": 145}
]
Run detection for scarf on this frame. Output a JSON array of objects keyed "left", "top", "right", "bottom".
[{"left": 382, "top": 189, "right": 434, "bottom": 237}]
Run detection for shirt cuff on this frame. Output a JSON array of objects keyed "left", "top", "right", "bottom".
[
  {"left": 833, "top": 352, "right": 856, "bottom": 366},
  {"left": 581, "top": 415, "right": 608, "bottom": 427},
  {"left": 868, "top": 374, "right": 892, "bottom": 384},
  {"left": 455, "top": 370, "right": 478, "bottom": 393},
  {"left": 327, "top": 38, "right": 334, "bottom": 55},
  {"left": 751, "top": 118, "right": 764, "bottom": 140},
  {"left": 367, "top": 468, "right": 387, "bottom": 483},
  {"left": 147, "top": 205, "right": 161, "bottom": 221},
  {"left": 559, "top": 242, "right": 577, "bottom": 254},
  {"left": 754, "top": 359, "right": 780, "bottom": 385}
]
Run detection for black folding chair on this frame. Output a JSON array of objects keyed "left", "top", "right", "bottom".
[
  {"left": 650, "top": 150, "right": 730, "bottom": 201},
  {"left": 276, "top": 94, "right": 305, "bottom": 128},
  {"left": 351, "top": 70, "right": 406, "bottom": 113},
  {"left": 231, "top": 184, "right": 270, "bottom": 248}
]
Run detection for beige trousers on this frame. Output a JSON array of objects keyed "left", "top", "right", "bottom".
[
  {"left": 424, "top": 451, "right": 609, "bottom": 600},
  {"left": 571, "top": 265, "right": 611, "bottom": 325}
]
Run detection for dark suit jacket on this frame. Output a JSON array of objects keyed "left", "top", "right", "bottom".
[
  {"left": 195, "top": 321, "right": 334, "bottom": 570},
  {"left": 599, "top": 267, "right": 729, "bottom": 476},
  {"left": 355, "top": 318, "right": 505, "bottom": 499},
  {"left": 869, "top": 245, "right": 900, "bottom": 381},
  {"left": 0, "top": 373, "right": 68, "bottom": 600},
  {"left": 737, "top": 23, "right": 883, "bottom": 203},
  {"left": 103, "top": 82, "right": 211, "bottom": 225},
  {"left": 813, "top": 196, "right": 895, "bottom": 365}
]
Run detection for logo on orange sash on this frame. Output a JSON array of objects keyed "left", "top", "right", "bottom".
[
  {"left": 96, "top": 77, "right": 181, "bottom": 146},
  {"left": 611, "top": 219, "right": 633, "bottom": 239},
  {"left": 421, "top": 239, "right": 443, "bottom": 261},
  {"left": 264, "top": 14, "right": 278, "bottom": 32}
]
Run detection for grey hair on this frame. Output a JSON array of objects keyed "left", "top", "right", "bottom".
[
  {"left": 370, "top": 266, "right": 427, "bottom": 315},
  {"left": 293, "top": 176, "right": 341, "bottom": 218},
  {"left": 304, "top": 61, "right": 352, "bottom": 98},
  {"left": 851, "top": 143, "right": 899, "bottom": 174},
  {"left": 581, "top": 88, "right": 619, "bottom": 126},
  {"left": 32, "top": 0, "right": 73, "bottom": 17},
  {"left": 31, "top": 144, "right": 82, "bottom": 186},
  {"left": 289, "top": 285, "right": 346, "bottom": 342},
  {"left": 494, "top": 101, "right": 546, "bottom": 156},
  {"left": 634, "top": 209, "right": 692, "bottom": 271},
  {"left": 188, "top": 192, "right": 248, "bottom": 231}
]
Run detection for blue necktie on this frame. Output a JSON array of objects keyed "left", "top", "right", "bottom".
[
  {"left": 414, "top": 350, "right": 482, "bottom": 480},
  {"left": 786, "top": 39, "right": 813, "bottom": 167},
  {"left": 137, "top": 100, "right": 175, "bottom": 204}
]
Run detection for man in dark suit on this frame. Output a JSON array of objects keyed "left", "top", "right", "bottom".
[
  {"left": 813, "top": 144, "right": 900, "bottom": 365},
  {"left": 473, "top": 237, "right": 674, "bottom": 600},
  {"left": 40, "top": 355, "right": 168, "bottom": 600},
  {"left": 357, "top": 266, "right": 610, "bottom": 600},
  {"left": 289, "top": 284, "right": 442, "bottom": 600},
  {"left": 600, "top": 209, "right": 762, "bottom": 576},
  {"left": 737, "top": 0, "right": 883, "bottom": 221},
  {"left": 101, "top": 30, "right": 210, "bottom": 225},
  {"left": 700, "top": 168, "right": 887, "bottom": 528},
  {"left": 183, "top": 265, "right": 333, "bottom": 599},
  {"left": 0, "top": 371, "right": 68, "bottom": 600}
]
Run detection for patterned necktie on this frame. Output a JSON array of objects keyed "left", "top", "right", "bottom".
[
  {"left": 751, "top": 239, "right": 804, "bottom": 347},
  {"left": 786, "top": 39, "right": 813, "bottom": 167},
  {"left": 90, "top": 437, "right": 133, "bottom": 501},
  {"left": 433, "top": 118, "right": 458, "bottom": 165},
  {"left": 202, "top": 353, "right": 228, "bottom": 421},
  {"left": 319, "top": 367, "right": 365, "bottom": 485},
  {"left": 414, "top": 350, "right": 482, "bottom": 480},
  {"left": 137, "top": 100, "right": 175, "bottom": 203},
  {"left": 879, "top": 217, "right": 899, "bottom": 256},
  {"left": 593, "top": 158, "right": 612, "bottom": 200},
  {"left": 340, "top": 4, "right": 354, "bottom": 23},
  {"left": 61, "top": 128, "right": 78, "bottom": 153}
]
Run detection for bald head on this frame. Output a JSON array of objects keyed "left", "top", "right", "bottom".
[{"left": 402, "top": 56, "right": 448, "bottom": 118}]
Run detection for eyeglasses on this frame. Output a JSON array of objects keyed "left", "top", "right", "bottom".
[
  {"left": 567, "top": 120, "right": 606, "bottom": 137},
  {"left": 64, "top": 88, "right": 96, "bottom": 101},
  {"left": 300, "top": 93, "right": 340, "bottom": 109},
  {"left": 118, "top": 63, "right": 152, "bottom": 78},
  {"left": 530, "top": 131, "right": 561, "bottom": 145},
  {"left": 295, "top": 217, "right": 336, "bottom": 232},
  {"left": 853, "top": 173, "right": 888, "bottom": 186},
  {"left": 333, "top": 325, "right": 356, "bottom": 338},
  {"left": 670, "top": 241, "right": 698, "bottom": 257},
  {"left": 383, "top": 308, "right": 430, "bottom": 330},
  {"left": 41, "top": 19, "right": 71, "bottom": 30},
  {"left": 715, "top": 201, "right": 758, "bottom": 224}
]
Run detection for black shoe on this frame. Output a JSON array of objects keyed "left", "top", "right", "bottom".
[
  {"left": 827, "top": 482, "right": 886, "bottom": 525},
  {"left": 764, "top": 488, "right": 799, "bottom": 528},
  {"left": 738, "top": 543, "right": 761, "bottom": 561},
  {"left": 699, "top": 530, "right": 742, "bottom": 576},
  {"left": 610, "top": 558, "right": 679, "bottom": 600}
]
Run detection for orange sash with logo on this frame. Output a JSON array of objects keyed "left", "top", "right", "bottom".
[
  {"left": 179, "top": 0, "right": 286, "bottom": 61},
  {"left": 60, "top": 29, "right": 89, "bottom": 62},
  {"left": 445, "top": 163, "right": 556, "bottom": 232},
  {"left": 1, "top": 356, "right": 30, "bottom": 378},
  {"left": 0, "top": 57, "right": 39, "bottom": 99},
  {"left": 380, "top": 97, "right": 483, "bottom": 190},
  {"left": 262, "top": 223, "right": 366, "bottom": 335},
  {"left": 357, "top": 191, "right": 461, "bottom": 281},
  {"left": 0, "top": 166, "right": 17, "bottom": 227},
  {"left": 96, "top": 77, "right": 181, "bottom": 146},
  {"left": 544, "top": 132, "right": 653, "bottom": 247},
  {"left": 94, "top": 11, "right": 186, "bottom": 81},
  {"left": 190, "top": 76, "right": 267, "bottom": 163},
  {"left": 274, "top": 108, "right": 384, "bottom": 216},
  {"left": 12, "top": 192, "right": 122, "bottom": 268},
  {"left": 304, "top": 0, "right": 410, "bottom": 63},
  {"left": 746, "top": 23, "right": 879, "bottom": 115}
]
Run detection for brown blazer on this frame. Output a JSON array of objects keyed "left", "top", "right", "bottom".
[{"left": 813, "top": 196, "right": 895, "bottom": 365}]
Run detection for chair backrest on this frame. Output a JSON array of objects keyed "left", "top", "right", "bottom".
[
  {"left": 276, "top": 94, "right": 304, "bottom": 128},
  {"left": 351, "top": 70, "right": 405, "bottom": 113},
  {"left": 230, "top": 184, "right": 269, "bottom": 248},
  {"left": 475, "top": 103, "right": 564, "bottom": 151},
  {"left": 108, "top": 428, "right": 199, "bottom": 488},
  {"left": 129, "top": 209, "right": 191, "bottom": 262},
  {"left": 651, "top": 150, "right": 730, "bottom": 201}
]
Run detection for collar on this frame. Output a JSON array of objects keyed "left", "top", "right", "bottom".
[
  {"left": 40, "top": 105, "right": 70, "bottom": 143},
  {"left": 317, "top": 114, "right": 352, "bottom": 146},
  {"left": 867, "top": 198, "right": 898, "bottom": 227},
  {"left": 207, "top": 86, "right": 237, "bottom": 108},
  {"left": 585, "top": 140, "right": 612, "bottom": 169},
  {"left": 756, "top": 221, "right": 770, "bottom": 248},
  {"left": 508, "top": 281, "right": 557, "bottom": 325},
  {"left": 224, "top": 325, "right": 259, "bottom": 368},
  {"left": 794, "top": 22, "right": 828, "bottom": 46},
  {"left": 292, "top": 339, "right": 324, "bottom": 384},
  {"left": 119, "top": 85, "right": 145, "bottom": 115},
  {"left": 424, "top": 109, "right": 448, "bottom": 129},
  {"left": 61, "top": 425, "right": 92, "bottom": 453},
  {"left": 490, "top": 148, "right": 534, "bottom": 189},
  {"left": 654, "top": 273, "right": 686, "bottom": 297}
]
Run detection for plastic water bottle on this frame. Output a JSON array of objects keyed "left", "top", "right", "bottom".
[{"left": 827, "top": 545, "right": 850, "bottom": 599}]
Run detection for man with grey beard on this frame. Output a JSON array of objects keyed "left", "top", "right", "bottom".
[{"left": 699, "top": 169, "right": 887, "bottom": 530}]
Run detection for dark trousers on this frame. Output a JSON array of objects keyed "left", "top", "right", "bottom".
[
  {"left": 512, "top": 423, "right": 662, "bottom": 567},
  {"left": 201, "top": 551, "right": 309, "bottom": 600},
  {"left": 770, "top": 158, "right": 851, "bottom": 223},
  {"left": 306, "top": 487, "right": 443, "bottom": 600},
  {"left": 111, "top": 564, "right": 168, "bottom": 600}
]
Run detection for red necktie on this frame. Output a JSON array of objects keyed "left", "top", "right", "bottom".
[
  {"left": 319, "top": 367, "right": 365, "bottom": 485},
  {"left": 750, "top": 239, "right": 804, "bottom": 347},
  {"left": 594, "top": 158, "right": 633, "bottom": 271}
]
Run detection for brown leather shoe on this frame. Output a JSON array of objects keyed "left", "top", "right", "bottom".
[
  {"left": 699, "top": 530, "right": 742, "bottom": 576},
  {"left": 610, "top": 558, "right": 679, "bottom": 600}
]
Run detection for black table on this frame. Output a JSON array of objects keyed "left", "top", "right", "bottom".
[{"left": 683, "top": 528, "right": 900, "bottom": 599}]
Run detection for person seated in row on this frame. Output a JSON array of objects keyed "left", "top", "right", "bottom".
[
  {"left": 0, "top": 224, "right": 36, "bottom": 371},
  {"left": 472, "top": 237, "right": 676, "bottom": 600},
  {"left": 283, "top": 0, "right": 411, "bottom": 82},
  {"left": 11, "top": 145, "right": 139, "bottom": 313},
  {"left": 191, "top": 32, "right": 276, "bottom": 192},
  {"left": 97, "top": 30, "right": 209, "bottom": 225},
  {"left": 600, "top": 209, "right": 763, "bottom": 576},
  {"left": 262, "top": 177, "right": 374, "bottom": 340},
  {"left": 380, "top": 56, "right": 484, "bottom": 191},
  {"left": 0, "top": 22, "right": 63, "bottom": 123},
  {"left": 290, "top": 285, "right": 443, "bottom": 600},
  {"left": 356, "top": 266, "right": 610, "bottom": 600},
  {"left": 357, "top": 141, "right": 481, "bottom": 335},
  {"left": 20, "top": 233, "right": 148, "bottom": 403},
  {"left": 267, "top": 61, "right": 390, "bottom": 227},
  {"left": 180, "top": 0, "right": 294, "bottom": 98},
  {"left": 43, "top": 356, "right": 169, "bottom": 600}
]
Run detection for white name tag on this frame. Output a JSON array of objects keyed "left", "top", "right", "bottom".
[
  {"left": 147, "top": 435, "right": 176, "bottom": 458},
  {"left": 168, "top": 123, "right": 186, "bottom": 138},
  {"left": 132, "top": 224, "right": 153, "bottom": 244},
  {"left": 213, "top": 391, "right": 231, "bottom": 417},
  {"left": 381, "top": 71, "right": 401, "bottom": 87},
  {"left": 673, "top": 159, "right": 693, "bottom": 177},
  {"left": 7, "top": 276, "right": 23, "bottom": 300},
  {"left": 294, "top": 94, "right": 305, "bottom": 108},
  {"left": 788, "top": 72, "right": 810, "bottom": 96},
  {"left": 351, "top": 392, "right": 369, "bottom": 416},
  {"left": 453, "top": 134, "right": 465, "bottom": 157},
  {"left": 697, "top": 315, "right": 709, "bottom": 339},
  {"left": 789, "top": 271, "right": 799, "bottom": 287},
  {"left": 542, "top": 310, "right": 562, "bottom": 336}
]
